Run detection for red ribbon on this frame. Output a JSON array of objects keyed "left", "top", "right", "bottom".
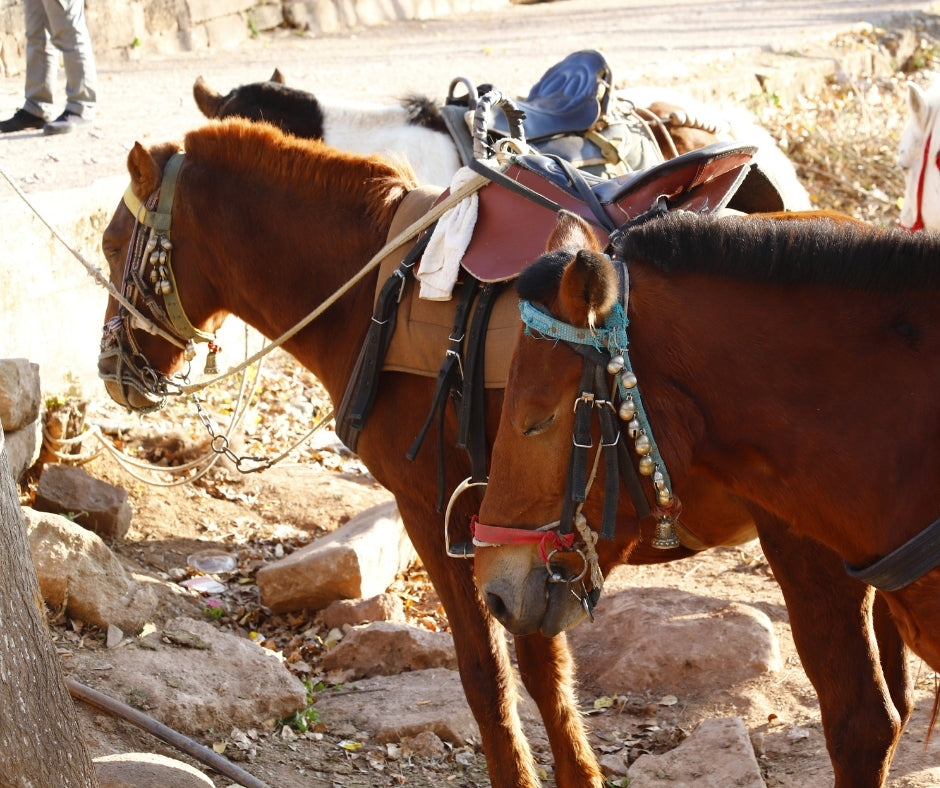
[{"left": 471, "top": 515, "right": 576, "bottom": 561}]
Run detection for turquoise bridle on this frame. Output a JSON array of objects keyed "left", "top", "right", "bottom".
[{"left": 518, "top": 287, "right": 681, "bottom": 550}]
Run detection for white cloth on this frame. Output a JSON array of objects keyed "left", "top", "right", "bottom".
[{"left": 417, "top": 166, "right": 479, "bottom": 300}]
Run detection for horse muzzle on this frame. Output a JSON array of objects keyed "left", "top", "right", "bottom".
[
  {"left": 98, "top": 321, "right": 169, "bottom": 413},
  {"left": 476, "top": 550, "right": 590, "bottom": 636}
]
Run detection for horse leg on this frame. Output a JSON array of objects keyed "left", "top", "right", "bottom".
[
  {"left": 514, "top": 632, "right": 605, "bottom": 788},
  {"left": 395, "top": 500, "right": 541, "bottom": 788},
  {"left": 755, "top": 512, "right": 905, "bottom": 787}
]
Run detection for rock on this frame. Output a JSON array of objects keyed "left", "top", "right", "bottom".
[
  {"left": 568, "top": 587, "right": 780, "bottom": 694},
  {"left": 32, "top": 462, "right": 132, "bottom": 540},
  {"left": 93, "top": 752, "right": 214, "bottom": 787},
  {"left": 314, "top": 669, "right": 481, "bottom": 745},
  {"left": 0, "top": 358, "right": 41, "bottom": 431},
  {"left": 318, "top": 592, "right": 406, "bottom": 629},
  {"left": 256, "top": 501, "right": 416, "bottom": 611},
  {"left": 23, "top": 507, "right": 158, "bottom": 631},
  {"left": 71, "top": 617, "right": 307, "bottom": 736},
  {"left": 319, "top": 621, "right": 457, "bottom": 679},
  {"left": 3, "top": 418, "right": 40, "bottom": 480},
  {"left": 628, "top": 717, "right": 766, "bottom": 787}
]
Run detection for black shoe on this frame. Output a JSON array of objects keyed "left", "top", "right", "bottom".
[
  {"left": 0, "top": 108, "right": 45, "bottom": 133},
  {"left": 43, "top": 110, "right": 89, "bottom": 135}
]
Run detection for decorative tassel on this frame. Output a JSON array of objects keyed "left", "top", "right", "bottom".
[{"left": 204, "top": 341, "right": 220, "bottom": 375}]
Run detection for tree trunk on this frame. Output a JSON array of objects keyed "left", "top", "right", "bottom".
[{"left": 0, "top": 430, "right": 99, "bottom": 787}]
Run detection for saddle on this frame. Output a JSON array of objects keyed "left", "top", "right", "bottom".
[
  {"left": 336, "top": 142, "right": 757, "bottom": 509},
  {"left": 442, "top": 49, "right": 665, "bottom": 178}
]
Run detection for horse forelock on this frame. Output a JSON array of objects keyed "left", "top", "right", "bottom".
[
  {"left": 181, "top": 118, "right": 416, "bottom": 225},
  {"left": 515, "top": 250, "right": 570, "bottom": 304},
  {"left": 617, "top": 212, "right": 940, "bottom": 293}
]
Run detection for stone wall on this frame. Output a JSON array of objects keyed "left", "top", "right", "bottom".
[{"left": 0, "top": 0, "right": 508, "bottom": 76}]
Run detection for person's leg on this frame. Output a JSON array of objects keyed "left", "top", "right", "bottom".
[
  {"left": 41, "top": 0, "right": 97, "bottom": 118},
  {"left": 23, "top": 0, "right": 56, "bottom": 118}
]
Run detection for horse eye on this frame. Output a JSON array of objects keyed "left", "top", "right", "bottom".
[{"left": 523, "top": 414, "right": 555, "bottom": 437}]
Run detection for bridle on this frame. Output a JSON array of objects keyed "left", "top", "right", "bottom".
[
  {"left": 98, "top": 152, "right": 218, "bottom": 412},
  {"left": 467, "top": 250, "right": 682, "bottom": 616},
  {"left": 900, "top": 127, "right": 940, "bottom": 232}
]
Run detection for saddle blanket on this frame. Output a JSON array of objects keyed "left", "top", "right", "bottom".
[{"left": 376, "top": 186, "right": 519, "bottom": 389}]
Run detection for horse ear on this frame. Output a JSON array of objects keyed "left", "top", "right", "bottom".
[
  {"left": 556, "top": 241, "right": 618, "bottom": 330},
  {"left": 126, "top": 142, "right": 161, "bottom": 201},
  {"left": 546, "top": 210, "right": 602, "bottom": 254},
  {"left": 192, "top": 76, "right": 224, "bottom": 118},
  {"left": 271, "top": 68, "right": 286, "bottom": 84},
  {"left": 908, "top": 82, "right": 930, "bottom": 129}
]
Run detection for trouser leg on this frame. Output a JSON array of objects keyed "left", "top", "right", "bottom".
[
  {"left": 22, "top": 0, "right": 56, "bottom": 118},
  {"left": 36, "top": 0, "right": 98, "bottom": 117}
]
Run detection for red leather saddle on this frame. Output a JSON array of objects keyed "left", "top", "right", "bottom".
[{"left": 456, "top": 140, "right": 755, "bottom": 282}]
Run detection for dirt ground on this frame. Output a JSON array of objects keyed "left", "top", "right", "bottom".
[
  {"left": 26, "top": 341, "right": 939, "bottom": 788},
  {"left": 8, "top": 5, "right": 940, "bottom": 787}
]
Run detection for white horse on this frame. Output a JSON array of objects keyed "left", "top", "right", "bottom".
[
  {"left": 898, "top": 80, "right": 940, "bottom": 231},
  {"left": 194, "top": 72, "right": 811, "bottom": 210}
]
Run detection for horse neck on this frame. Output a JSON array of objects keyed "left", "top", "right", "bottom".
[
  {"left": 626, "top": 261, "right": 940, "bottom": 565},
  {"left": 179, "top": 178, "right": 390, "bottom": 402}
]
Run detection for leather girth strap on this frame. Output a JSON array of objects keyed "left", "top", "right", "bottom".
[
  {"left": 406, "top": 275, "right": 481, "bottom": 510},
  {"left": 456, "top": 281, "right": 505, "bottom": 485},
  {"left": 335, "top": 229, "right": 433, "bottom": 452}
]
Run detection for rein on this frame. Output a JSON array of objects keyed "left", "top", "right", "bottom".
[{"left": 901, "top": 130, "right": 934, "bottom": 231}]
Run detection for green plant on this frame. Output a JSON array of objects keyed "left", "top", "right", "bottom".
[
  {"left": 202, "top": 599, "right": 225, "bottom": 620},
  {"left": 279, "top": 678, "right": 333, "bottom": 733}
]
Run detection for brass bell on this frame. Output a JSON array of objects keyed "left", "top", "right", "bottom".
[
  {"left": 657, "top": 489, "right": 673, "bottom": 506},
  {"left": 607, "top": 354, "right": 625, "bottom": 374},
  {"left": 652, "top": 519, "right": 680, "bottom": 549},
  {"left": 627, "top": 418, "right": 641, "bottom": 438},
  {"left": 620, "top": 370, "right": 637, "bottom": 389},
  {"left": 618, "top": 396, "right": 636, "bottom": 421},
  {"left": 204, "top": 350, "right": 219, "bottom": 376},
  {"left": 634, "top": 433, "right": 651, "bottom": 455},
  {"left": 638, "top": 456, "right": 655, "bottom": 475}
]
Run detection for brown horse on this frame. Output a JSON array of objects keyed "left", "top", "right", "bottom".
[
  {"left": 97, "top": 119, "right": 909, "bottom": 787},
  {"left": 475, "top": 209, "right": 940, "bottom": 784}
]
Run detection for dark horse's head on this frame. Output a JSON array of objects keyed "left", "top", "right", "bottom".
[
  {"left": 192, "top": 71, "right": 447, "bottom": 140},
  {"left": 193, "top": 69, "right": 328, "bottom": 140}
]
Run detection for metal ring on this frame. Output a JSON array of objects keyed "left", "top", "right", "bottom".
[{"left": 544, "top": 547, "right": 588, "bottom": 584}]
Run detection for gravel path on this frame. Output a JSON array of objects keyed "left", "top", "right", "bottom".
[{"left": 0, "top": 0, "right": 934, "bottom": 195}]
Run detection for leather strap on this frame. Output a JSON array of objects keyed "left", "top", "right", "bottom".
[
  {"left": 845, "top": 515, "right": 940, "bottom": 591},
  {"left": 406, "top": 274, "right": 480, "bottom": 508},
  {"left": 336, "top": 230, "right": 432, "bottom": 450},
  {"left": 456, "top": 281, "right": 503, "bottom": 484}
]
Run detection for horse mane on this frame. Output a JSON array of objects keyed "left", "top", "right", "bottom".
[
  {"left": 182, "top": 118, "right": 417, "bottom": 226},
  {"left": 616, "top": 212, "right": 940, "bottom": 293}
]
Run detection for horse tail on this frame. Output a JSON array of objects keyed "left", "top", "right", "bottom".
[
  {"left": 400, "top": 94, "right": 449, "bottom": 135},
  {"left": 927, "top": 683, "right": 939, "bottom": 746}
]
